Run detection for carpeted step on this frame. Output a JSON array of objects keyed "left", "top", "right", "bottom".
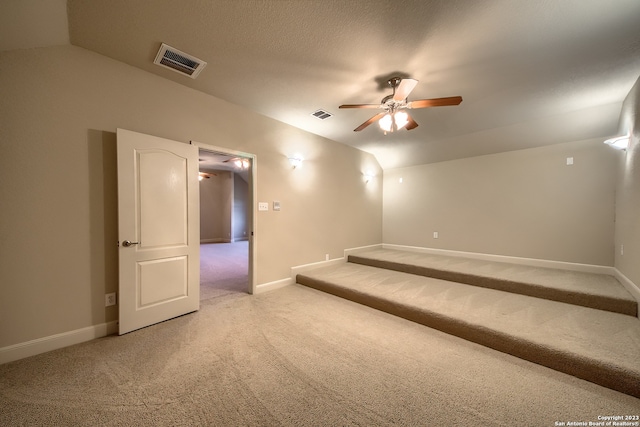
[
  {"left": 296, "top": 262, "right": 640, "bottom": 398},
  {"left": 348, "top": 248, "right": 637, "bottom": 317}
]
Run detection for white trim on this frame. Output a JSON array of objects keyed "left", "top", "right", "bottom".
[
  {"left": 254, "top": 278, "right": 293, "bottom": 294},
  {"left": 613, "top": 269, "right": 640, "bottom": 318},
  {"left": 255, "top": 244, "right": 384, "bottom": 295},
  {"left": 291, "top": 257, "right": 347, "bottom": 277},
  {"left": 200, "top": 238, "right": 231, "bottom": 244},
  {"left": 344, "top": 243, "right": 383, "bottom": 258},
  {"left": 382, "top": 244, "right": 616, "bottom": 275},
  {"left": 0, "top": 321, "right": 118, "bottom": 365},
  {"left": 254, "top": 258, "right": 347, "bottom": 295}
]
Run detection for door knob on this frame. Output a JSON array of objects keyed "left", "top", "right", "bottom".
[{"left": 122, "top": 240, "right": 139, "bottom": 247}]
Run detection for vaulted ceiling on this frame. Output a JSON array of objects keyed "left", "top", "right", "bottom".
[{"left": 9, "top": 1, "right": 640, "bottom": 169}]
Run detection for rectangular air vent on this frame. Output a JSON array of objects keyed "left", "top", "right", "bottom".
[
  {"left": 154, "top": 43, "right": 207, "bottom": 79},
  {"left": 311, "top": 109, "right": 333, "bottom": 120}
]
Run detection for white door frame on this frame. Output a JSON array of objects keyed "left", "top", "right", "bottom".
[{"left": 192, "top": 141, "right": 257, "bottom": 294}]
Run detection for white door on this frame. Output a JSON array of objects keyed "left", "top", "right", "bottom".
[{"left": 117, "top": 128, "right": 200, "bottom": 335}]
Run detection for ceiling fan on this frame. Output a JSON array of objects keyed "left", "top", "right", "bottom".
[
  {"left": 198, "top": 172, "right": 217, "bottom": 180},
  {"left": 339, "top": 77, "right": 462, "bottom": 133}
]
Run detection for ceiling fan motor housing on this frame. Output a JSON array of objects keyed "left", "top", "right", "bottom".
[{"left": 388, "top": 77, "right": 403, "bottom": 89}]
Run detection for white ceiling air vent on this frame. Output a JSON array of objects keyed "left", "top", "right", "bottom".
[{"left": 154, "top": 43, "right": 207, "bottom": 79}]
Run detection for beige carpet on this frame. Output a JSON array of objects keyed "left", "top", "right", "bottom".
[
  {"left": 349, "top": 248, "right": 637, "bottom": 315},
  {"left": 297, "top": 252, "right": 640, "bottom": 398},
  {"left": 1, "top": 286, "right": 638, "bottom": 426},
  {"left": 200, "top": 241, "right": 249, "bottom": 300}
]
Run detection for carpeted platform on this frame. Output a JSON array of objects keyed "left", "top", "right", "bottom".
[
  {"left": 296, "top": 249, "right": 640, "bottom": 398},
  {"left": 349, "top": 248, "right": 637, "bottom": 316}
]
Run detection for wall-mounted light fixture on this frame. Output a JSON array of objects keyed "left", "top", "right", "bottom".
[
  {"left": 603, "top": 134, "right": 630, "bottom": 151},
  {"left": 288, "top": 157, "right": 303, "bottom": 169},
  {"left": 363, "top": 172, "right": 375, "bottom": 183}
]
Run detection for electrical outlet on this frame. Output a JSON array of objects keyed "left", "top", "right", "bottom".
[
  {"left": 621, "top": 244, "right": 624, "bottom": 256},
  {"left": 105, "top": 292, "right": 116, "bottom": 307},
  {"left": 325, "top": 254, "right": 329, "bottom": 261},
  {"left": 433, "top": 231, "right": 439, "bottom": 239}
]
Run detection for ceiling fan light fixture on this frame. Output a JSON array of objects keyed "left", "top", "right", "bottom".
[
  {"left": 379, "top": 111, "right": 409, "bottom": 133},
  {"left": 288, "top": 157, "right": 303, "bottom": 168},
  {"left": 379, "top": 113, "right": 393, "bottom": 132},
  {"left": 234, "top": 158, "right": 250, "bottom": 169},
  {"left": 394, "top": 111, "right": 409, "bottom": 130}
]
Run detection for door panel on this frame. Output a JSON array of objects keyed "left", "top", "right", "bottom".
[
  {"left": 139, "top": 151, "right": 188, "bottom": 247},
  {"left": 117, "top": 128, "right": 199, "bottom": 335},
  {"left": 138, "top": 256, "right": 188, "bottom": 307}
]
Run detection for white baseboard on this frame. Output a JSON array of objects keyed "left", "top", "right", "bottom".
[
  {"left": 291, "top": 257, "right": 346, "bottom": 277},
  {"left": 254, "top": 277, "right": 293, "bottom": 294},
  {"left": 344, "top": 243, "right": 383, "bottom": 258},
  {"left": 255, "top": 258, "right": 347, "bottom": 295},
  {"left": 255, "top": 245, "right": 384, "bottom": 295},
  {"left": 200, "top": 238, "right": 231, "bottom": 244},
  {"left": 0, "top": 321, "right": 118, "bottom": 365},
  {"left": 613, "top": 269, "right": 640, "bottom": 318},
  {"left": 382, "top": 244, "right": 615, "bottom": 275}
]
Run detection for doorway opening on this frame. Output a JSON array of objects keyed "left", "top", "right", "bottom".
[{"left": 193, "top": 142, "right": 256, "bottom": 299}]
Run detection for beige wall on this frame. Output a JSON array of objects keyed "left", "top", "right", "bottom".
[
  {"left": 233, "top": 174, "right": 249, "bottom": 241},
  {"left": 383, "top": 139, "right": 618, "bottom": 266},
  {"left": 0, "top": 45, "right": 382, "bottom": 348},
  {"left": 199, "top": 171, "right": 233, "bottom": 242},
  {"left": 614, "top": 76, "right": 640, "bottom": 285}
]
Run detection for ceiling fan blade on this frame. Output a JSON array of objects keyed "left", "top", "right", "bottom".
[
  {"left": 393, "top": 78, "right": 418, "bottom": 101},
  {"left": 354, "top": 112, "right": 387, "bottom": 132},
  {"left": 339, "top": 104, "right": 382, "bottom": 109},
  {"left": 405, "top": 114, "right": 419, "bottom": 130},
  {"left": 408, "top": 96, "right": 463, "bottom": 109}
]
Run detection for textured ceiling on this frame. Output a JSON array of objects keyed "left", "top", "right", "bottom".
[{"left": 64, "top": 0, "right": 640, "bottom": 169}]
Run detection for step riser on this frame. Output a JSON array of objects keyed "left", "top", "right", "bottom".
[
  {"left": 297, "top": 274, "right": 640, "bottom": 399},
  {"left": 348, "top": 255, "right": 637, "bottom": 317}
]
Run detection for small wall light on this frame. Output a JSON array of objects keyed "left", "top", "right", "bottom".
[
  {"left": 288, "top": 157, "right": 303, "bottom": 168},
  {"left": 603, "top": 134, "right": 630, "bottom": 151},
  {"left": 363, "top": 172, "right": 375, "bottom": 183}
]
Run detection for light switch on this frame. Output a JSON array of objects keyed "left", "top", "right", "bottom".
[
  {"left": 566, "top": 157, "right": 574, "bottom": 165},
  {"left": 273, "top": 201, "right": 281, "bottom": 211},
  {"left": 258, "top": 202, "right": 268, "bottom": 211}
]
